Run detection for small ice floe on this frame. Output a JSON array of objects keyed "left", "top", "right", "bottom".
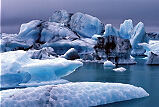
[
  {"left": 113, "top": 67, "right": 126, "bottom": 72},
  {"left": 103, "top": 60, "right": 116, "bottom": 67}
]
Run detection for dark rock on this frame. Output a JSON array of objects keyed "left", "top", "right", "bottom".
[
  {"left": 146, "top": 52, "right": 159, "bottom": 65},
  {"left": 94, "top": 36, "right": 136, "bottom": 64},
  {"left": 147, "top": 32, "right": 159, "bottom": 40}
]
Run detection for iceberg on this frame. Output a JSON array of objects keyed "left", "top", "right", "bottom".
[
  {"left": 119, "top": 19, "right": 133, "bottom": 39},
  {"left": 62, "top": 48, "right": 80, "bottom": 60},
  {"left": 1, "top": 50, "right": 83, "bottom": 88},
  {"left": 146, "top": 52, "right": 159, "bottom": 65},
  {"left": 1, "top": 82, "right": 149, "bottom": 107},
  {"left": 69, "top": 12, "right": 104, "bottom": 38},
  {"left": 94, "top": 36, "right": 136, "bottom": 64},
  {"left": 40, "top": 21, "right": 78, "bottom": 43},
  {"left": 104, "top": 60, "right": 115, "bottom": 67},
  {"left": 1, "top": 20, "right": 42, "bottom": 52},
  {"left": 43, "top": 38, "right": 96, "bottom": 55},
  {"left": 138, "top": 40, "right": 159, "bottom": 56},
  {"left": 113, "top": 67, "right": 126, "bottom": 72},
  {"left": 103, "top": 24, "right": 119, "bottom": 37},
  {"left": 49, "top": 10, "right": 72, "bottom": 25},
  {"left": 28, "top": 47, "right": 58, "bottom": 59},
  {"left": 130, "top": 22, "right": 149, "bottom": 56}
]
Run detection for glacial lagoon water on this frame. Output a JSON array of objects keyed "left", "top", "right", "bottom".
[{"left": 63, "top": 58, "right": 159, "bottom": 107}]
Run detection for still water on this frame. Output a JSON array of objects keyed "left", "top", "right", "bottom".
[{"left": 63, "top": 58, "right": 159, "bottom": 107}]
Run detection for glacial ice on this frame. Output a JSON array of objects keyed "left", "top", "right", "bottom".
[
  {"left": 1, "top": 20, "right": 42, "bottom": 52},
  {"left": 91, "top": 34, "right": 102, "bottom": 40},
  {"left": 40, "top": 21, "right": 78, "bottom": 43},
  {"left": 130, "top": 22, "right": 149, "bottom": 56},
  {"left": 103, "top": 60, "right": 116, "bottom": 67},
  {"left": 1, "top": 82, "right": 149, "bottom": 107},
  {"left": 113, "top": 67, "right": 126, "bottom": 72},
  {"left": 28, "top": 47, "right": 58, "bottom": 59},
  {"left": 69, "top": 12, "right": 104, "bottom": 38},
  {"left": 43, "top": 38, "right": 96, "bottom": 55},
  {"left": 49, "top": 10, "right": 71, "bottom": 25},
  {"left": 119, "top": 19, "right": 133, "bottom": 39},
  {"left": 103, "top": 24, "right": 119, "bottom": 37},
  {"left": 62, "top": 48, "right": 80, "bottom": 60},
  {"left": 138, "top": 40, "right": 159, "bottom": 56},
  {"left": 1, "top": 50, "right": 83, "bottom": 88}
]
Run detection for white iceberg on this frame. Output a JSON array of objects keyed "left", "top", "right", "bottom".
[
  {"left": 1, "top": 82, "right": 149, "bottom": 107},
  {"left": 113, "top": 67, "right": 126, "bottom": 72},
  {"left": 119, "top": 19, "right": 133, "bottom": 39},
  {"left": 69, "top": 12, "right": 104, "bottom": 38},
  {"left": 1, "top": 50, "right": 83, "bottom": 88},
  {"left": 103, "top": 60, "right": 116, "bottom": 67},
  {"left": 103, "top": 24, "right": 119, "bottom": 37}
]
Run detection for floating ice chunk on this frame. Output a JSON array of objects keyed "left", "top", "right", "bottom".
[
  {"left": 1, "top": 51, "right": 83, "bottom": 87},
  {"left": 1, "top": 82, "right": 149, "bottom": 107},
  {"left": 69, "top": 12, "right": 104, "bottom": 38},
  {"left": 103, "top": 24, "right": 119, "bottom": 37},
  {"left": 62, "top": 48, "right": 80, "bottom": 60},
  {"left": 92, "top": 34, "right": 102, "bottom": 40},
  {"left": 119, "top": 19, "right": 133, "bottom": 39},
  {"left": 113, "top": 67, "right": 126, "bottom": 72},
  {"left": 49, "top": 10, "right": 72, "bottom": 25},
  {"left": 22, "top": 58, "right": 83, "bottom": 82},
  {"left": 103, "top": 60, "right": 115, "bottom": 67}
]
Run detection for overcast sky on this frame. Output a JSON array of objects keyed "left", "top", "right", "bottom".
[{"left": 1, "top": 0, "right": 159, "bottom": 33}]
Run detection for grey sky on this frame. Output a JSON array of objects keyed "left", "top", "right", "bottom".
[{"left": 1, "top": 0, "right": 159, "bottom": 33}]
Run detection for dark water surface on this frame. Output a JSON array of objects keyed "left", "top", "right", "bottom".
[{"left": 63, "top": 58, "right": 159, "bottom": 107}]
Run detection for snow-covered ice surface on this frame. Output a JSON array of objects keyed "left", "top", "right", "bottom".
[
  {"left": 1, "top": 50, "right": 83, "bottom": 88},
  {"left": 0, "top": 82, "right": 149, "bottom": 107},
  {"left": 113, "top": 67, "right": 126, "bottom": 72},
  {"left": 103, "top": 60, "right": 116, "bottom": 67}
]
